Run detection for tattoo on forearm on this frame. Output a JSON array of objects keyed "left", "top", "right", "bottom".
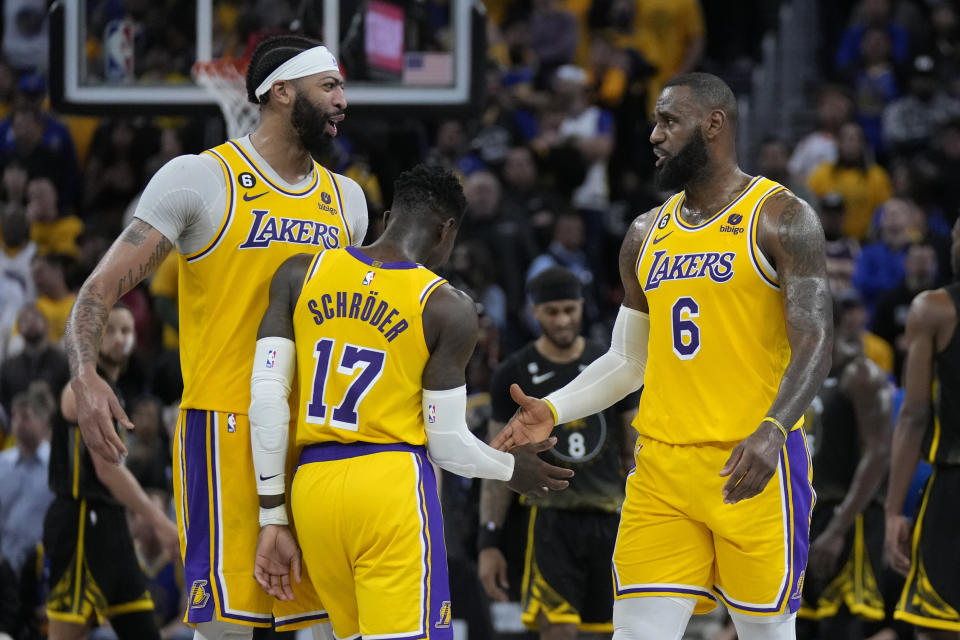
[
  {"left": 65, "top": 293, "right": 109, "bottom": 375},
  {"left": 119, "top": 221, "right": 150, "bottom": 247},
  {"left": 116, "top": 234, "right": 173, "bottom": 298}
]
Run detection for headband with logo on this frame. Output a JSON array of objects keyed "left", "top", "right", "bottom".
[{"left": 255, "top": 45, "right": 340, "bottom": 99}]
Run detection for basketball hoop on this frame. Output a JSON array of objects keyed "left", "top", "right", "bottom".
[{"left": 192, "top": 58, "right": 259, "bottom": 139}]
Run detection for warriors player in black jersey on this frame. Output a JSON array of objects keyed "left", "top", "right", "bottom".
[
  {"left": 46, "top": 305, "right": 179, "bottom": 640},
  {"left": 798, "top": 292, "right": 892, "bottom": 640},
  {"left": 886, "top": 218, "right": 960, "bottom": 639},
  {"left": 479, "top": 267, "right": 639, "bottom": 636}
]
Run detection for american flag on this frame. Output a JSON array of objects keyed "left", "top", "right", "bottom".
[{"left": 403, "top": 53, "right": 453, "bottom": 87}]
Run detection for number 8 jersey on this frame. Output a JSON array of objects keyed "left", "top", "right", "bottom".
[
  {"left": 634, "top": 176, "right": 798, "bottom": 444},
  {"left": 292, "top": 246, "right": 448, "bottom": 447}
]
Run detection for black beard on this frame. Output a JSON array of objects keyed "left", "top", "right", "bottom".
[
  {"left": 654, "top": 129, "right": 709, "bottom": 191},
  {"left": 291, "top": 92, "right": 336, "bottom": 160}
]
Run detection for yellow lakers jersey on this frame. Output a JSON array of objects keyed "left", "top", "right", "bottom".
[
  {"left": 634, "top": 176, "right": 797, "bottom": 444},
  {"left": 178, "top": 139, "right": 357, "bottom": 411},
  {"left": 292, "top": 247, "right": 447, "bottom": 447}
]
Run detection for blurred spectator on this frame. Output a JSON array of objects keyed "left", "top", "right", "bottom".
[
  {"left": 447, "top": 241, "right": 509, "bottom": 332},
  {"left": 0, "top": 104, "right": 79, "bottom": 212},
  {"left": 835, "top": 0, "right": 910, "bottom": 72},
  {"left": 789, "top": 85, "right": 855, "bottom": 182},
  {"left": 755, "top": 137, "right": 817, "bottom": 205},
  {"left": 1, "top": 158, "right": 28, "bottom": 208},
  {"left": 0, "top": 382, "right": 54, "bottom": 574},
  {"left": 602, "top": 0, "right": 706, "bottom": 114},
  {"left": 836, "top": 289, "right": 895, "bottom": 376},
  {"left": 819, "top": 192, "right": 861, "bottom": 294},
  {"left": 586, "top": 33, "right": 630, "bottom": 110},
  {"left": 83, "top": 118, "right": 157, "bottom": 223},
  {"left": 0, "top": 206, "right": 36, "bottom": 354},
  {"left": 0, "top": 59, "right": 16, "bottom": 120},
  {"left": 882, "top": 54, "right": 960, "bottom": 156},
  {"left": 808, "top": 121, "right": 893, "bottom": 240},
  {"left": 930, "top": 1, "right": 960, "bottom": 93},
  {"left": 852, "top": 198, "right": 918, "bottom": 310},
  {"left": 425, "top": 119, "right": 484, "bottom": 177},
  {"left": 0, "top": 305, "right": 69, "bottom": 418},
  {"left": 872, "top": 242, "right": 939, "bottom": 382},
  {"left": 554, "top": 65, "right": 614, "bottom": 214},
  {"left": 500, "top": 145, "right": 563, "bottom": 227},
  {"left": 30, "top": 253, "right": 76, "bottom": 345},
  {"left": 1, "top": 0, "right": 48, "bottom": 73},
  {"left": 150, "top": 253, "right": 179, "bottom": 351},
  {"left": 526, "top": 210, "right": 598, "bottom": 324},
  {"left": 25, "top": 177, "right": 83, "bottom": 258},
  {"left": 0, "top": 554, "right": 16, "bottom": 639},
  {"left": 847, "top": 25, "right": 900, "bottom": 152},
  {"left": 530, "top": 0, "right": 579, "bottom": 82},
  {"left": 930, "top": 117, "right": 960, "bottom": 224}
]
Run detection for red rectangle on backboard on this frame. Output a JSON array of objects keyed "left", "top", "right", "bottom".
[{"left": 365, "top": 1, "right": 404, "bottom": 74}]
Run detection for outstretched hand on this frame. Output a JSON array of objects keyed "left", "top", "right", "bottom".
[
  {"left": 490, "top": 384, "right": 556, "bottom": 452},
  {"left": 506, "top": 437, "right": 574, "bottom": 498},
  {"left": 253, "top": 525, "right": 302, "bottom": 601}
]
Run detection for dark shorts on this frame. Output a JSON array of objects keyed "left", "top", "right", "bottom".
[
  {"left": 44, "top": 496, "right": 154, "bottom": 624},
  {"left": 521, "top": 507, "right": 619, "bottom": 631},
  {"left": 895, "top": 465, "right": 960, "bottom": 631},
  {"left": 799, "top": 499, "right": 885, "bottom": 621}
]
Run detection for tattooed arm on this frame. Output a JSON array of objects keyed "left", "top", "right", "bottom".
[
  {"left": 64, "top": 219, "right": 173, "bottom": 464},
  {"left": 720, "top": 191, "right": 832, "bottom": 503}
]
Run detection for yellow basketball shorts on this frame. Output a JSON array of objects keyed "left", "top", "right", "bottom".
[
  {"left": 291, "top": 441, "right": 453, "bottom": 640},
  {"left": 173, "top": 409, "right": 328, "bottom": 629},
  {"left": 612, "top": 428, "right": 814, "bottom": 616}
]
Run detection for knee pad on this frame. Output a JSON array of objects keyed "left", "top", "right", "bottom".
[
  {"left": 612, "top": 596, "right": 696, "bottom": 640},
  {"left": 728, "top": 609, "right": 797, "bottom": 640},
  {"left": 310, "top": 622, "right": 334, "bottom": 640},
  {"left": 193, "top": 620, "right": 254, "bottom": 640}
]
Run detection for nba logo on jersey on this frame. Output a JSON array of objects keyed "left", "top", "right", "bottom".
[
  {"left": 190, "top": 580, "right": 211, "bottom": 609},
  {"left": 435, "top": 601, "right": 452, "bottom": 628},
  {"left": 227, "top": 413, "right": 236, "bottom": 433},
  {"left": 265, "top": 349, "right": 277, "bottom": 369},
  {"left": 427, "top": 403, "right": 437, "bottom": 424},
  {"left": 362, "top": 270, "right": 375, "bottom": 286}
]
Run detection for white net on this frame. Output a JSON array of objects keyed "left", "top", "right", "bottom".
[{"left": 192, "top": 59, "right": 259, "bottom": 139}]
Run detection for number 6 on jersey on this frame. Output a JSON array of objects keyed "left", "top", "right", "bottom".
[
  {"left": 305, "top": 337, "right": 386, "bottom": 431},
  {"left": 671, "top": 296, "right": 700, "bottom": 360}
]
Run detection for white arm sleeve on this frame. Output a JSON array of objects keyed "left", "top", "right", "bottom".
[
  {"left": 132, "top": 154, "right": 227, "bottom": 253},
  {"left": 544, "top": 306, "right": 649, "bottom": 425},
  {"left": 249, "top": 337, "right": 296, "bottom": 526},
  {"left": 423, "top": 386, "right": 515, "bottom": 481}
]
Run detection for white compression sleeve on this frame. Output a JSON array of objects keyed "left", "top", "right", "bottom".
[
  {"left": 423, "top": 386, "right": 515, "bottom": 481},
  {"left": 249, "top": 337, "right": 296, "bottom": 526},
  {"left": 544, "top": 305, "right": 649, "bottom": 425}
]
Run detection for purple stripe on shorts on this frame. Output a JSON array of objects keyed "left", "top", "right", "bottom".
[
  {"left": 616, "top": 584, "right": 717, "bottom": 600},
  {"left": 298, "top": 441, "right": 426, "bottom": 466},
  {"left": 183, "top": 409, "right": 215, "bottom": 623},
  {"left": 784, "top": 428, "right": 813, "bottom": 613},
  {"left": 417, "top": 451, "right": 452, "bottom": 639},
  {"left": 275, "top": 612, "right": 330, "bottom": 628}
]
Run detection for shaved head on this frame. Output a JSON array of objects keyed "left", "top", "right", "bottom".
[{"left": 662, "top": 73, "right": 739, "bottom": 131}]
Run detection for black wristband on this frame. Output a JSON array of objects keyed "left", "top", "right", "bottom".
[{"left": 476, "top": 523, "right": 503, "bottom": 551}]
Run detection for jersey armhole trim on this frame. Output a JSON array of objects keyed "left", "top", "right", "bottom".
[
  {"left": 747, "top": 185, "right": 786, "bottom": 290},
  {"left": 324, "top": 167, "right": 353, "bottom": 246},
  {"left": 634, "top": 196, "right": 678, "bottom": 284},
  {"left": 419, "top": 277, "right": 448, "bottom": 311},
  {"left": 185, "top": 150, "right": 234, "bottom": 263},
  {"left": 303, "top": 251, "right": 326, "bottom": 287}
]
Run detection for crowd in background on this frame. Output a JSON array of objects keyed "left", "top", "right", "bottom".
[{"left": 1, "top": 0, "right": 959, "bottom": 638}]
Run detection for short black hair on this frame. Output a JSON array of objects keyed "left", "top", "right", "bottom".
[
  {"left": 663, "top": 72, "right": 739, "bottom": 129},
  {"left": 245, "top": 35, "right": 323, "bottom": 105},
  {"left": 527, "top": 266, "right": 583, "bottom": 304},
  {"left": 392, "top": 165, "right": 466, "bottom": 225}
]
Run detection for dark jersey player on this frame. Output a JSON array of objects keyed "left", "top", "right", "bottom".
[{"left": 480, "top": 267, "right": 639, "bottom": 637}]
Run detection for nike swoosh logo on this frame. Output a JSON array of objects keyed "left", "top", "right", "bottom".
[
  {"left": 259, "top": 473, "right": 281, "bottom": 481},
  {"left": 243, "top": 191, "right": 268, "bottom": 201},
  {"left": 531, "top": 371, "right": 555, "bottom": 384},
  {"left": 652, "top": 231, "right": 674, "bottom": 244}
]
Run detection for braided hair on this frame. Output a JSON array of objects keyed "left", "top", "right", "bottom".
[{"left": 245, "top": 35, "right": 323, "bottom": 106}]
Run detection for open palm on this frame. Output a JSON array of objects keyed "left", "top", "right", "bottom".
[{"left": 490, "top": 384, "right": 556, "bottom": 451}]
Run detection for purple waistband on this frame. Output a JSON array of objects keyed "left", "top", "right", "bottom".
[{"left": 299, "top": 441, "right": 427, "bottom": 466}]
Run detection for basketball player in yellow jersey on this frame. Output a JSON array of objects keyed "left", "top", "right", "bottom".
[
  {"left": 493, "top": 73, "right": 833, "bottom": 639},
  {"left": 247, "top": 165, "right": 573, "bottom": 640},
  {"left": 63, "top": 35, "right": 367, "bottom": 640}
]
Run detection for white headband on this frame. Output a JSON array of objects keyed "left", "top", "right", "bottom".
[{"left": 254, "top": 45, "right": 340, "bottom": 99}]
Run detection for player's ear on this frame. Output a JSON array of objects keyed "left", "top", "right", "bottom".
[
  {"left": 382, "top": 210, "right": 392, "bottom": 226},
  {"left": 703, "top": 109, "right": 725, "bottom": 140},
  {"left": 271, "top": 80, "right": 294, "bottom": 106}
]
